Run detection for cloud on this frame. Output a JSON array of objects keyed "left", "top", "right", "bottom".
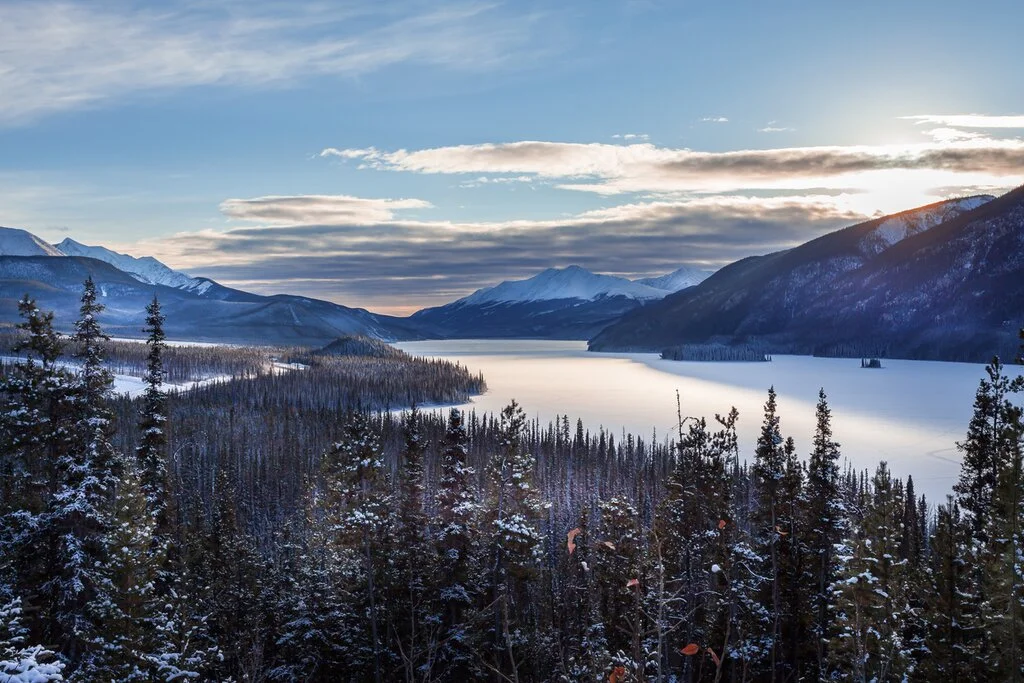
[
  {"left": 0, "top": 1, "right": 543, "bottom": 124},
  {"left": 220, "top": 195, "right": 433, "bottom": 225},
  {"left": 321, "top": 137, "right": 1024, "bottom": 196},
  {"left": 612, "top": 133, "right": 650, "bottom": 140},
  {"left": 758, "top": 125, "right": 795, "bottom": 133},
  {"left": 701, "top": 117, "right": 729, "bottom": 123},
  {"left": 136, "top": 193, "right": 870, "bottom": 313},
  {"left": 901, "top": 114, "right": 1024, "bottom": 128}
]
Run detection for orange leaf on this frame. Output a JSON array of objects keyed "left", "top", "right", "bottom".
[
  {"left": 602, "top": 541, "right": 616, "bottom": 550},
  {"left": 707, "top": 646, "right": 721, "bottom": 666},
  {"left": 626, "top": 578, "right": 639, "bottom": 588},
  {"left": 775, "top": 525, "right": 789, "bottom": 536},
  {"left": 717, "top": 519, "right": 727, "bottom": 530},
  {"left": 609, "top": 665, "right": 626, "bottom": 683},
  {"left": 681, "top": 643, "right": 700, "bottom": 656},
  {"left": 567, "top": 527, "right": 581, "bottom": 554}
]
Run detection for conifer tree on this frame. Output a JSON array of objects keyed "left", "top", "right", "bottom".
[
  {"left": 391, "top": 406, "right": 442, "bottom": 681},
  {"left": 326, "top": 412, "right": 393, "bottom": 683},
  {"left": 921, "top": 498, "right": 974, "bottom": 680},
  {"left": 752, "top": 387, "right": 788, "bottom": 680},
  {"left": 136, "top": 296, "right": 169, "bottom": 533},
  {"left": 803, "top": 389, "right": 844, "bottom": 678},
  {"left": 482, "top": 400, "right": 544, "bottom": 681},
  {"left": 434, "top": 408, "right": 481, "bottom": 676},
  {"left": 45, "top": 279, "right": 123, "bottom": 676}
]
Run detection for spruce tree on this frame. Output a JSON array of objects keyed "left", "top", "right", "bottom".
[
  {"left": 434, "top": 408, "right": 481, "bottom": 677},
  {"left": 803, "top": 389, "right": 844, "bottom": 678}
]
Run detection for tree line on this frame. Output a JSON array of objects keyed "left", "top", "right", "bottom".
[{"left": 1, "top": 280, "right": 1022, "bottom": 682}]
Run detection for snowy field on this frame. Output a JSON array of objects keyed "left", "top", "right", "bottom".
[{"left": 396, "top": 339, "right": 1024, "bottom": 504}]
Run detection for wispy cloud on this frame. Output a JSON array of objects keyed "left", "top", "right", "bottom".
[
  {"left": 758, "top": 123, "right": 795, "bottom": 133},
  {"left": 612, "top": 133, "right": 650, "bottom": 140},
  {"left": 901, "top": 114, "right": 1024, "bottom": 128},
  {"left": 701, "top": 117, "right": 729, "bottom": 123},
  {"left": 139, "top": 193, "right": 869, "bottom": 313},
  {"left": 220, "top": 195, "right": 433, "bottom": 225},
  {"left": 321, "top": 137, "right": 1024, "bottom": 196},
  {"left": 0, "top": 1, "right": 544, "bottom": 124}
]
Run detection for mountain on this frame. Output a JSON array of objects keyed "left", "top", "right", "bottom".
[
  {"left": 0, "top": 227, "right": 66, "bottom": 257},
  {"left": 411, "top": 265, "right": 704, "bottom": 340},
  {"left": 55, "top": 238, "right": 202, "bottom": 290},
  {"left": 588, "top": 192, "right": 1024, "bottom": 362},
  {"left": 634, "top": 265, "right": 713, "bottom": 292},
  {"left": 0, "top": 230, "right": 421, "bottom": 345},
  {"left": 461, "top": 265, "right": 668, "bottom": 305}
]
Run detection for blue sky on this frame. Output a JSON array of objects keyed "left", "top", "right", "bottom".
[{"left": 2, "top": 0, "right": 1023, "bottom": 314}]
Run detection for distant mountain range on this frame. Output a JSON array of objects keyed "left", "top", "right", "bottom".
[
  {"left": 2, "top": 184, "right": 1021, "bottom": 360},
  {"left": 591, "top": 191, "right": 1024, "bottom": 362},
  {"left": 410, "top": 264, "right": 714, "bottom": 339},
  {"left": 0, "top": 230, "right": 420, "bottom": 345}
]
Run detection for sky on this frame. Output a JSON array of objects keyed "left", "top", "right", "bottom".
[{"left": 2, "top": 0, "right": 1023, "bottom": 315}]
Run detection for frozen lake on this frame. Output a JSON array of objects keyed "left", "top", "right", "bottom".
[{"left": 396, "top": 339, "right": 1024, "bottom": 504}]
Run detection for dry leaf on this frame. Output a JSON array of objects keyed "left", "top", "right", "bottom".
[
  {"left": 707, "top": 646, "right": 721, "bottom": 666},
  {"left": 681, "top": 643, "right": 700, "bottom": 656},
  {"left": 626, "top": 578, "right": 639, "bottom": 588},
  {"left": 717, "top": 519, "right": 727, "bottom": 530},
  {"left": 602, "top": 541, "right": 616, "bottom": 550},
  {"left": 567, "top": 527, "right": 581, "bottom": 554},
  {"left": 775, "top": 525, "right": 789, "bottom": 536},
  {"left": 609, "top": 665, "right": 626, "bottom": 683}
]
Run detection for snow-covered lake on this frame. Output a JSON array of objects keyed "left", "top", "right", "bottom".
[{"left": 396, "top": 339, "right": 1024, "bottom": 504}]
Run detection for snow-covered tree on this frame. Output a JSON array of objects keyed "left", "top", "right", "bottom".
[{"left": 434, "top": 408, "right": 481, "bottom": 677}]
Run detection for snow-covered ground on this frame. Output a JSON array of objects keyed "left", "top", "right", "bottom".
[{"left": 0, "top": 356, "right": 232, "bottom": 398}]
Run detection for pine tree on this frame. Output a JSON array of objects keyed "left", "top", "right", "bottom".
[
  {"left": 920, "top": 498, "right": 974, "bottom": 680},
  {"left": 325, "top": 412, "right": 394, "bottom": 682},
  {"left": 482, "top": 400, "right": 544, "bottom": 681},
  {"left": 391, "top": 407, "right": 442, "bottom": 681},
  {"left": 44, "top": 279, "right": 124, "bottom": 676},
  {"left": 752, "top": 386, "right": 788, "bottom": 681},
  {"left": 136, "top": 296, "right": 170, "bottom": 534},
  {"left": 434, "top": 408, "right": 481, "bottom": 677},
  {"left": 0, "top": 588, "right": 64, "bottom": 682},
  {"left": 803, "top": 389, "right": 844, "bottom": 678},
  {"left": 984, "top": 396, "right": 1024, "bottom": 681}
]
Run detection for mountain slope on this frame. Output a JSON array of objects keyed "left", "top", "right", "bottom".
[
  {"left": 634, "top": 265, "right": 713, "bottom": 292},
  {"left": 0, "top": 250, "right": 420, "bottom": 345},
  {"left": 461, "top": 265, "right": 668, "bottom": 305},
  {"left": 589, "top": 193, "right": 1020, "bottom": 361},
  {"left": 412, "top": 265, "right": 680, "bottom": 339},
  {"left": 0, "top": 227, "right": 66, "bottom": 256},
  {"left": 55, "top": 238, "right": 201, "bottom": 290}
]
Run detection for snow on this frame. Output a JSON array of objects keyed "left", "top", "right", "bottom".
[
  {"left": 0, "top": 228, "right": 65, "bottom": 257},
  {"left": 862, "top": 196, "right": 993, "bottom": 253},
  {"left": 634, "top": 265, "right": 714, "bottom": 292},
  {"left": 54, "top": 238, "right": 201, "bottom": 290},
  {"left": 459, "top": 265, "right": 669, "bottom": 305}
]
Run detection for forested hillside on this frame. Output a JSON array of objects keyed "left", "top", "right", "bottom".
[{"left": 1, "top": 282, "right": 1023, "bottom": 682}]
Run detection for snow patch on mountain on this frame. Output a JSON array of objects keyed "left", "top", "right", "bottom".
[
  {"left": 861, "top": 195, "right": 992, "bottom": 254},
  {"left": 55, "top": 238, "right": 201, "bottom": 290},
  {"left": 459, "top": 265, "right": 668, "bottom": 306},
  {"left": 634, "top": 265, "right": 714, "bottom": 292},
  {"left": 0, "top": 227, "right": 65, "bottom": 257}
]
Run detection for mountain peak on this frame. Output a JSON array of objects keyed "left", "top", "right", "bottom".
[
  {"left": 634, "top": 265, "right": 714, "bottom": 292},
  {"left": 0, "top": 227, "right": 65, "bottom": 257},
  {"left": 460, "top": 265, "right": 667, "bottom": 306},
  {"left": 54, "top": 238, "right": 199, "bottom": 290}
]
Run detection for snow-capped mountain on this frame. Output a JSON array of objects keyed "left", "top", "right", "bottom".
[
  {"left": 411, "top": 265, "right": 694, "bottom": 340},
  {"left": 858, "top": 195, "right": 992, "bottom": 255},
  {"left": 54, "top": 238, "right": 209, "bottom": 292},
  {"left": 590, "top": 191, "right": 1024, "bottom": 362},
  {"left": 0, "top": 227, "right": 65, "bottom": 257},
  {"left": 0, "top": 228, "right": 422, "bottom": 345},
  {"left": 634, "top": 265, "right": 713, "bottom": 292},
  {"left": 460, "top": 265, "right": 668, "bottom": 306}
]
